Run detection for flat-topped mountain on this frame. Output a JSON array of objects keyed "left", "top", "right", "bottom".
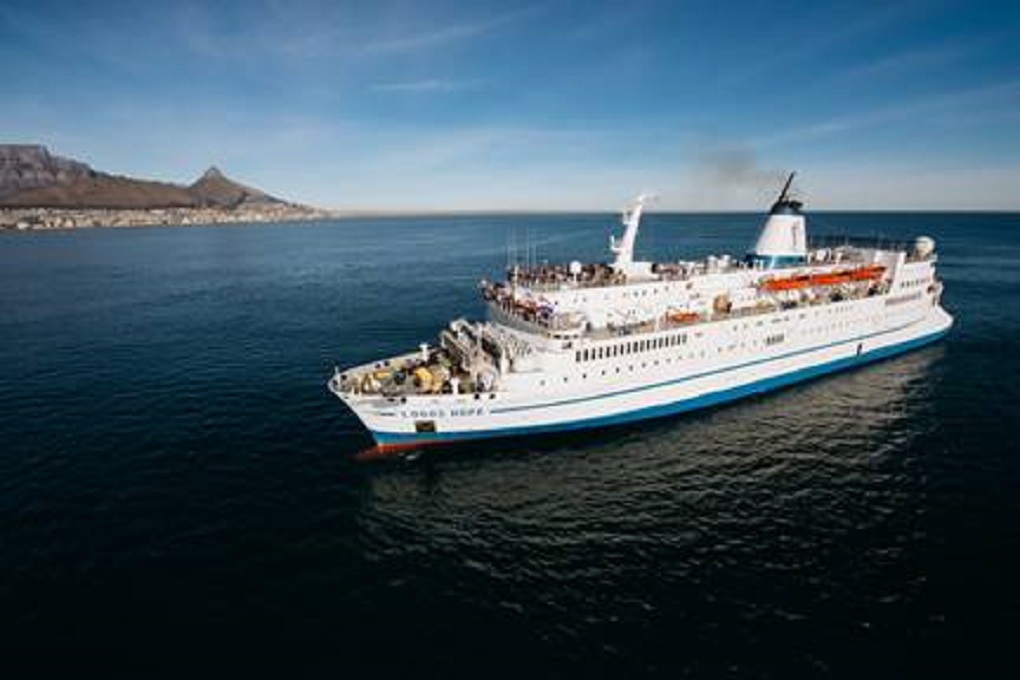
[
  {"left": 0, "top": 145, "right": 292, "bottom": 210},
  {"left": 0, "top": 145, "right": 92, "bottom": 197}
]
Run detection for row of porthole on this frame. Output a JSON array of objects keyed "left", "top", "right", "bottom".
[{"left": 390, "top": 392, "right": 498, "bottom": 404}]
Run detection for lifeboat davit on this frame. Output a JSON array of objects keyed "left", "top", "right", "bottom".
[{"left": 760, "top": 265, "right": 885, "bottom": 292}]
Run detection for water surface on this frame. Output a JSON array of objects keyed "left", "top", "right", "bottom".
[{"left": 1, "top": 213, "right": 1019, "bottom": 676}]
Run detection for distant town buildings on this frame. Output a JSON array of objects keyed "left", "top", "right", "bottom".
[{"left": 0, "top": 204, "right": 336, "bottom": 231}]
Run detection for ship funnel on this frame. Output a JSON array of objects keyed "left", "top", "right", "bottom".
[{"left": 747, "top": 172, "right": 807, "bottom": 269}]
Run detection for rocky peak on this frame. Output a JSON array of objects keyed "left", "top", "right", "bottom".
[
  {"left": 199, "top": 166, "right": 225, "bottom": 182},
  {"left": 188, "top": 165, "right": 278, "bottom": 208}
]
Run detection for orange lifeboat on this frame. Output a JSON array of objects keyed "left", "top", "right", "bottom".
[
  {"left": 761, "top": 265, "right": 885, "bottom": 292},
  {"left": 760, "top": 274, "right": 811, "bottom": 292},
  {"left": 666, "top": 310, "right": 700, "bottom": 324}
]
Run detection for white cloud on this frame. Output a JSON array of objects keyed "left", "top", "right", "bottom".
[{"left": 370, "top": 78, "right": 486, "bottom": 93}]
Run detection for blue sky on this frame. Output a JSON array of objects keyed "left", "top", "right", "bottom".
[{"left": 2, "top": 0, "right": 1019, "bottom": 210}]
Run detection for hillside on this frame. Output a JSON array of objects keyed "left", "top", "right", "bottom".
[{"left": 0, "top": 145, "right": 292, "bottom": 210}]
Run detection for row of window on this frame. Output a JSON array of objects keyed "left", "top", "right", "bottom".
[
  {"left": 900, "top": 275, "right": 930, "bottom": 289},
  {"left": 547, "top": 311, "right": 917, "bottom": 388},
  {"left": 885, "top": 291, "right": 923, "bottom": 306},
  {"left": 572, "top": 295, "right": 922, "bottom": 365},
  {"left": 575, "top": 332, "right": 689, "bottom": 363}
]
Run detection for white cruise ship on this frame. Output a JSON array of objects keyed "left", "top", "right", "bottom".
[{"left": 329, "top": 175, "right": 953, "bottom": 450}]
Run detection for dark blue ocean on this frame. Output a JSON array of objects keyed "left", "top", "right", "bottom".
[{"left": 2, "top": 213, "right": 1019, "bottom": 677}]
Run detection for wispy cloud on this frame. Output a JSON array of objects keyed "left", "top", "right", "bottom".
[
  {"left": 370, "top": 78, "right": 486, "bottom": 93},
  {"left": 355, "top": 5, "right": 540, "bottom": 55},
  {"left": 756, "top": 78, "right": 1020, "bottom": 148},
  {"left": 836, "top": 38, "right": 988, "bottom": 82}
]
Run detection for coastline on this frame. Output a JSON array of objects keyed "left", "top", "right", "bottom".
[
  {"left": 6, "top": 206, "right": 1017, "bottom": 232},
  {"left": 0, "top": 205, "right": 337, "bottom": 231}
]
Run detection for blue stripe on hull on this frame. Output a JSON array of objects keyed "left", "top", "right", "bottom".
[{"left": 370, "top": 327, "right": 948, "bottom": 447}]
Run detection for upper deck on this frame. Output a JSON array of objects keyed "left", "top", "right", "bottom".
[
  {"left": 479, "top": 234, "right": 936, "bottom": 343},
  {"left": 486, "top": 235, "right": 929, "bottom": 295}
]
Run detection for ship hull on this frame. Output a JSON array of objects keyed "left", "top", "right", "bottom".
[{"left": 351, "top": 305, "right": 953, "bottom": 450}]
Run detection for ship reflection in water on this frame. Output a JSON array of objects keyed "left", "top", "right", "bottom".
[
  {"left": 345, "top": 348, "right": 945, "bottom": 671},
  {"left": 355, "top": 344, "right": 942, "bottom": 570}
]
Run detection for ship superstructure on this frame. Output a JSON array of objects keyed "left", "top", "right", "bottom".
[{"left": 329, "top": 175, "right": 953, "bottom": 449}]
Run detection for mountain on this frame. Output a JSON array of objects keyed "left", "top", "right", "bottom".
[
  {"left": 0, "top": 145, "right": 292, "bottom": 210},
  {"left": 0, "top": 145, "right": 93, "bottom": 198},
  {"left": 188, "top": 166, "right": 280, "bottom": 208}
]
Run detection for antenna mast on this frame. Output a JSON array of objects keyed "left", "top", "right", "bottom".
[
  {"left": 777, "top": 171, "right": 795, "bottom": 203},
  {"left": 610, "top": 192, "right": 658, "bottom": 270}
]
